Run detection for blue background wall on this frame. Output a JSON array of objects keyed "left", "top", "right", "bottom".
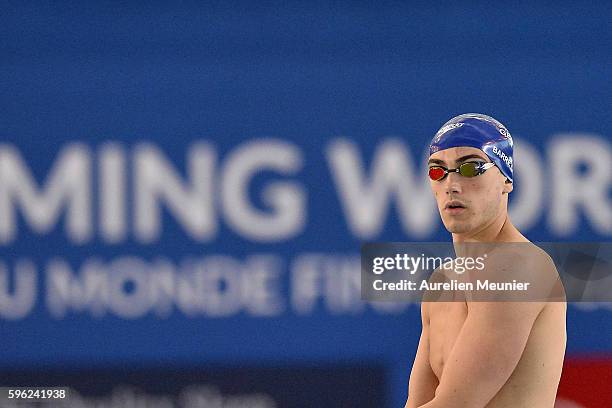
[{"left": 1, "top": 2, "right": 611, "bottom": 407}]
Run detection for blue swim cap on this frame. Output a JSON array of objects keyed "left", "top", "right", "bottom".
[{"left": 429, "top": 113, "right": 514, "bottom": 183}]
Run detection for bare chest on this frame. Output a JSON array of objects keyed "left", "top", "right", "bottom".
[{"left": 427, "top": 301, "right": 468, "bottom": 380}]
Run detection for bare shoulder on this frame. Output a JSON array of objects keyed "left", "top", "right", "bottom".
[
  {"left": 485, "top": 242, "right": 556, "bottom": 275},
  {"left": 482, "top": 242, "right": 565, "bottom": 301}
]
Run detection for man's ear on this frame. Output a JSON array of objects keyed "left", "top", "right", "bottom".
[{"left": 502, "top": 180, "right": 513, "bottom": 194}]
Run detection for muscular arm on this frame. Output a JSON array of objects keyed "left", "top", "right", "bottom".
[
  {"left": 405, "top": 302, "right": 438, "bottom": 408},
  {"left": 417, "top": 301, "right": 544, "bottom": 408}
]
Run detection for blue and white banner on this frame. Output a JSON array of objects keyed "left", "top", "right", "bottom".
[{"left": 1, "top": 2, "right": 611, "bottom": 407}]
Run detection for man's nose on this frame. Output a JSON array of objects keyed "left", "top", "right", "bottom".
[{"left": 444, "top": 172, "right": 462, "bottom": 195}]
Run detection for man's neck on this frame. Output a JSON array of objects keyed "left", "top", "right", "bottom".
[
  {"left": 452, "top": 214, "right": 527, "bottom": 244},
  {"left": 451, "top": 213, "right": 528, "bottom": 259}
]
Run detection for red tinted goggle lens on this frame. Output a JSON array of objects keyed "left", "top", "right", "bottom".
[{"left": 428, "top": 167, "right": 446, "bottom": 181}]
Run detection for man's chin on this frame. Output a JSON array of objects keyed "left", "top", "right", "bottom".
[{"left": 443, "top": 220, "right": 472, "bottom": 234}]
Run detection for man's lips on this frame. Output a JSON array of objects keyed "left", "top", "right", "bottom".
[
  {"left": 445, "top": 200, "right": 466, "bottom": 209},
  {"left": 444, "top": 201, "right": 467, "bottom": 214}
]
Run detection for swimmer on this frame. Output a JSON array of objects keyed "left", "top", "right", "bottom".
[{"left": 405, "top": 114, "right": 566, "bottom": 407}]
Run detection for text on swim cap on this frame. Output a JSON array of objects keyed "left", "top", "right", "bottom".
[
  {"left": 434, "top": 122, "right": 464, "bottom": 142},
  {"left": 492, "top": 145, "right": 513, "bottom": 169}
]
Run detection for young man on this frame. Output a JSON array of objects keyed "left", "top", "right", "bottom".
[{"left": 405, "top": 114, "right": 566, "bottom": 407}]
